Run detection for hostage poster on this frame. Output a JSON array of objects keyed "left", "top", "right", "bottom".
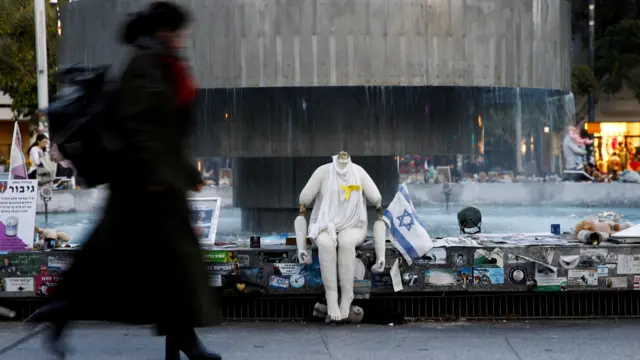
[
  {"left": 0, "top": 180, "right": 37, "bottom": 251},
  {"left": 188, "top": 197, "right": 221, "bottom": 247}
]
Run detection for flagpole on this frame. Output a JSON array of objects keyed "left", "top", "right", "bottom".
[
  {"left": 34, "top": 0, "right": 49, "bottom": 133},
  {"left": 8, "top": 122, "right": 17, "bottom": 181}
]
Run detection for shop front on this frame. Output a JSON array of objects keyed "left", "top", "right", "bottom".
[{"left": 585, "top": 122, "right": 640, "bottom": 173}]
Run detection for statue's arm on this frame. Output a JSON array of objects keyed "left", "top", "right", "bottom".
[
  {"left": 359, "top": 167, "right": 382, "bottom": 207},
  {"left": 300, "top": 166, "right": 325, "bottom": 205}
]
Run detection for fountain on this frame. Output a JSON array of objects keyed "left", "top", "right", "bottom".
[{"left": 58, "top": 0, "right": 572, "bottom": 233}]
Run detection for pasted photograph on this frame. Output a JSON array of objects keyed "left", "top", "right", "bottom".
[
  {"left": 190, "top": 209, "right": 214, "bottom": 226},
  {"left": 193, "top": 226, "right": 211, "bottom": 240}
]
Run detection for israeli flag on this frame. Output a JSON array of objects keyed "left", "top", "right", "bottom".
[{"left": 382, "top": 183, "right": 433, "bottom": 265}]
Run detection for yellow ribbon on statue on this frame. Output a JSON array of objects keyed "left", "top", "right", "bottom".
[{"left": 340, "top": 185, "right": 362, "bottom": 200}]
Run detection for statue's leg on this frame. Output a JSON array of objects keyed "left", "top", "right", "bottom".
[
  {"left": 316, "top": 231, "right": 341, "bottom": 321},
  {"left": 337, "top": 226, "right": 366, "bottom": 319}
]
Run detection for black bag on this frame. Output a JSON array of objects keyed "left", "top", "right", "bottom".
[{"left": 47, "top": 65, "right": 123, "bottom": 187}]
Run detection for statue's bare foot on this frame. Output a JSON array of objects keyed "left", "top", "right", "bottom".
[
  {"left": 339, "top": 294, "right": 354, "bottom": 319},
  {"left": 327, "top": 301, "right": 342, "bottom": 321}
]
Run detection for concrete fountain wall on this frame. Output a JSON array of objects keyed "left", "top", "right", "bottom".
[{"left": 36, "top": 183, "right": 640, "bottom": 214}]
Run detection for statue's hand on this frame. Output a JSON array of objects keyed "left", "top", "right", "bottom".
[
  {"left": 371, "top": 259, "right": 386, "bottom": 273},
  {"left": 298, "top": 250, "right": 311, "bottom": 264}
]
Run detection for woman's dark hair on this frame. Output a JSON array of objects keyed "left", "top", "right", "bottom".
[
  {"left": 28, "top": 133, "right": 48, "bottom": 154},
  {"left": 120, "top": 1, "right": 191, "bottom": 45}
]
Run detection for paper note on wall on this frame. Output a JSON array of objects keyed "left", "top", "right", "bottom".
[{"left": 390, "top": 258, "right": 403, "bottom": 292}]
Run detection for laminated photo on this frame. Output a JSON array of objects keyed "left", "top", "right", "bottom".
[
  {"left": 473, "top": 268, "right": 505, "bottom": 285},
  {"left": 188, "top": 197, "right": 221, "bottom": 246},
  {"left": 424, "top": 269, "right": 456, "bottom": 286},
  {"left": 568, "top": 269, "right": 598, "bottom": 286}
]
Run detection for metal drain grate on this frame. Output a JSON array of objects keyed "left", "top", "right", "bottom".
[
  {"left": 222, "top": 291, "right": 640, "bottom": 321},
  {"left": 4, "top": 292, "right": 640, "bottom": 322}
]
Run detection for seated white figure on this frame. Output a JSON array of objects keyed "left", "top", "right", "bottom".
[{"left": 295, "top": 151, "right": 386, "bottom": 321}]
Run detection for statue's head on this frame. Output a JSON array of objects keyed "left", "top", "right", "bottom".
[{"left": 337, "top": 151, "right": 351, "bottom": 164}]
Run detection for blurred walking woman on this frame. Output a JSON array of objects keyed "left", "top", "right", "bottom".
[{"left": 34, "top": 2, "right": 221, "bottom": 359}]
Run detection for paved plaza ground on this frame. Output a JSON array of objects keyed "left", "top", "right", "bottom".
[{"left": 0, "top": 319, "right": 637, "bottom": 360}]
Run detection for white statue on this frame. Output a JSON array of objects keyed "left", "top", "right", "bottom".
[{"left": 295, "top": 151, "right": 386, "bottom": 321}]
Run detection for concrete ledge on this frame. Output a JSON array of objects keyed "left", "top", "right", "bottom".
[{"left": 36, "top": 183, "right": 640, "bottom": 214}]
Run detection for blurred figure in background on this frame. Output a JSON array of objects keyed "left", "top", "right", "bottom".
[{"left": 33, "top": 2, "right": 221, "bottom": 360}]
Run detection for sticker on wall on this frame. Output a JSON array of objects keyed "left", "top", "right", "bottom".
[
  {"left": 269, "top": 275, "right": 290, "bottom": 289},
  {"left": 616, "top": 254, "right": 640, "bottom": 274},
  {"left": 596, "top": 265, "right": 609, "bottom": 277},
  {"left": 568, "top": 269, "right": 598, "bottom": 286},
  {"left": 452, "top": 253, "right": 468, "bottom": 268},
  {"left": 508, "top": 266, "right": 528, "bottom": 285},
  {"left": 559, "top": 255, "right": 580, "bottom": 269},
  {"left": 606, "top": 277, "right": 627, "bottom": 289},
  {"left": 371, "top": 273, "right": 392, "bottom": 287},
  {"left": 579, "top": 249, "right": 608, "bottom": 267},
  {"left": 207, "top": 263, "right": 234, "bottom": 275},
  {"left": 508, "top": 254, "right": 528, "bottom": 264},
  {"left": 415, "top": 248, "right": 446, "bottom": 264},
  {"left": 8, "top": 253, "right": 42, "bottom": 276},
  {"left": 3, "top": 277, "right": 34, "bottom": 292},
  {"left": 634, "top": 276, "right": 640, "bottom": 290},
  {"left": 203, "top": 251, "right": 237, "bottom": 263},
  {"left": 208, "top": 273, "right": 222, "bottom": 287},
  {"left": 289, "top": 274, "right": 305, "bottom": 289},
  {"left": 543, "top": 249, "right": 555, "bottom": 265},
  {"left": 536, "top": 278, "right": 568, "bottom": 292},
  {"left": 47, "top": 256, "right": 72, "bottom": 273},
  {"left": 456, "top": 268, "right": 473, "bottom": 286},
  {"left": 473, "top": 268, "right": 505, "bottom": 285},
  {"left": 35, "top": 275, "right": 61, "bottom": 296},
  {"left": 237, "top": 254, "right": 250, "bottom": 267},
  {"left": 353, "top": 279, "right": 372, "bottom": 295},
  {"left": 605, "top": 253, "right": 618, "bottom": 264},
  {"left": 535, "top": 263, "right": 558, "bottom": 280},
  {"left": 258, "top": 252, "right": 290, "bottom": 264},
  {"left": 474, "top": 249, "right": 504, "bottom": 268},
  {"left": 402, "top": 273, "right": 420, "bottom": 286},
  {"left": 424, "top": 269, "right": 456, "bottom": 286},
  {"left": 273, "top": 263, "right": 306, "bottom": 277}
]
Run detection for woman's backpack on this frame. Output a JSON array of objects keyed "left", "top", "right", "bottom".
[{"left": 47, "top": 65, "right": 124, "bottom": 187}]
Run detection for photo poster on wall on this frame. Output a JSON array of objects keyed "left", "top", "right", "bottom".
[
  {"left": 188, "top": 197, "right": 221, "bottom": 247},
  {"left": 0, "top": 180, "right": 38, "bottom": 252}
]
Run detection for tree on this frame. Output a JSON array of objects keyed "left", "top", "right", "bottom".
[
  {"left": 572, "top": 0, "right": 640, "bottom": 100},
  {"left": 572, "top": 65, "right": 598, "bottom": 97},
  {"left": 0, "top": 0, "right": 62, "bottom": 122}
]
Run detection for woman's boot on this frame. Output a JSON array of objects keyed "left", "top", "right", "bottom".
[
  {"left": 165, "top": 336, "right": 181, "bottom": 360},
  {"left": 166, "top": 329, "right": 221, "bottom": 360},
  {"left": 27, "top": 301, "right": 70, "bottom": 359}
]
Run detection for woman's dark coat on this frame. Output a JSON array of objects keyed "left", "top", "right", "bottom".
[{"left": 54, "top": 42, "right": 217, "bottom": 335}]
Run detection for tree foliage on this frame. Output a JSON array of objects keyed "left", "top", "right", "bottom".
[
  {"left": 572, "top": 65, "right": 598, "bottom": 96},
  {"left": 0, "top": 0, "right": 62, "bottom": 121},
  {"left": 572, "top": 0, "right": 640, "bottom": 101}
]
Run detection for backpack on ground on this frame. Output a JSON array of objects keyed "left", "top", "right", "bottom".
[{"left": 47, "top": 65, "right": 123, "bottom": 187}]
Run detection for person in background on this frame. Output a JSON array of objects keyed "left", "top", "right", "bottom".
[
  {"left": 27, "top": 134, "right": 49, "bottom": 180},
  {"left": 32, "top": 2, "right": 220, "bottom": 360},
  {"left": 629, "top": 153, "right": 640, "bottom": 172},
  {"left": 608, "top": 152, "right": 621, "bottom": 181},
  {"left": 579, "top": 128, "right": 595, "bottom": 167}
]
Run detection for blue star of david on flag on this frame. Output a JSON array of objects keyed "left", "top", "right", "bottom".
[{"left": 396, "top": 209, "right": 415, "bottom": 231}]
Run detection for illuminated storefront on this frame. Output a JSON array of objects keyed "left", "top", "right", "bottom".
[{"left": 584, "top": 122, "right": 640, "bottom": 172}]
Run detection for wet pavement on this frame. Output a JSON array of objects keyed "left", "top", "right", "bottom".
[{"left": 0, "top": 320, "right": 638, "bottom": 360}]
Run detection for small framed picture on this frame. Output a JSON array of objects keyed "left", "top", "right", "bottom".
[{"left": 188, "top": 197, "right": 221, "bottom": 246}]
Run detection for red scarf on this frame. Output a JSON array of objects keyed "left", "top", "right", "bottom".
[{"left": 162, "top": 57, "right": 196, "bottom": 107}]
